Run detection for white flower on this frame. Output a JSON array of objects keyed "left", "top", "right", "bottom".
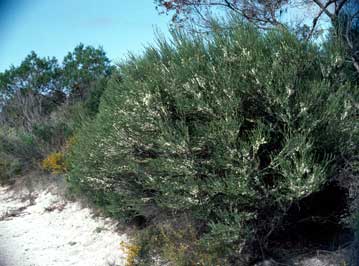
[{"left": 143, "top": 93, "right": 152, "bottom": 106}]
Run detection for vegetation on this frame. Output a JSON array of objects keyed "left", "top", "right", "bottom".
[
  {"left": 67, "top": 19, "right": 358, "bottom": 264},
  {"left": 156, "top": 0, "right": 359, "bottom": 74},
  {"left": 0, "top": 44, "right": 114, "bottom": 183},
  {"left": 42, "top": 151, "right": 66, "bottom": 174},
  {"left": 120, "top": 241, "right": 141, "bottom": 266},
  {"left": 0, "top": 4, "right": 358, "bottom": 265}
]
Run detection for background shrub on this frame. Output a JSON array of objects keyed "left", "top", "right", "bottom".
[
  {"left": 0, "top": 127, "right": 41, "bottom": 184},
  {"left": 68, "top": 19, "right": 358, "bottom": 263},
  {"left": 0, "top": 127, "right": 41, "bottom": 165},
  {"left": 0, "top": 152, "right": 21, "bottom": 184}
]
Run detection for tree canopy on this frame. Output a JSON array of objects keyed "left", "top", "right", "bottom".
[
  {"left": 62, "top": 44, "right": 114, "bottom": 100},
  {"left": 0, "top": 44, "right": 114, "bottom": 130}
]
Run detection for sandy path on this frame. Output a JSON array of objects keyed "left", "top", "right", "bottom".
[{"left": 0, "top": 186, "right": 128, "bottom": 266}]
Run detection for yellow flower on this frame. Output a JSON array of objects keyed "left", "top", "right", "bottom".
[
  {"left": 119, "top": 241, "right": 141, "bottom": 266},
  {"left": 42, "top": 152, "right": 66, "bottom": 174}
]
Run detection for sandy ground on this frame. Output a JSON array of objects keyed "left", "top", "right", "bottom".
[
  {"left": 0, "top": 185, "right": 128, "bottom": 266},
  {"left": 0, "top": 181, "right": 352, "bottom": 266}
]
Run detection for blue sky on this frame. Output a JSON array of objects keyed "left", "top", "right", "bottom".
[{"left": 0, "top": 0, "right": 171, "bottom": 71}]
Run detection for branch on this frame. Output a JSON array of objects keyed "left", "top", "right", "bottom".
[
  {"left": 223, "top": 0, "right": 239, "bottom": 11},
  {"left": 335, "top": 0, "right": 349, "bottom": 16},
  {"left": 305, "top": 5, "right": 329, "bottom": 40},
  {"left": 351, "top": 56, "right": 359, "bottom": 74},
  {"left": 312, "top": 0, "right": 335, "bottom": 20},
  {"left": 343, "top": 14, "right": 359, "bottom": 75},
  {"left": 306, "top": 0, "right": 338, "bottom": 40},
  {"left": 203, "top": 1, "right": 283, "bottom": 27}
]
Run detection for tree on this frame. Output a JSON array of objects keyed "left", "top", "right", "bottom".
[
  {"left": 62, "top": 44, "right": 114, "bottom": 101},
  {"left": 1, "top": 90, "right": 45, "bottom": 131},
  {"left": 0, "top": 44, "right": 115, "bottom": 128},
  {"left": 0, "top": 52, "right": 64, "bottom": 130},
  {"left": 0, "top": 51, "right": 62, "bottom": 103}
]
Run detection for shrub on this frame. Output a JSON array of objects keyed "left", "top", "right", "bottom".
[
  {"left": 0, "top": 152, "right": 21, "bottom": 184},
  {"left": 0, "top": 107, "right": 80, "bottom": 181},
  {"left": 83, "top": 77, "right": 112, "bottom": 116},
  {"left": 0, "top": 127, "right": 41, "bottom": 173},
  {"left": 0, "top": 128, "right": 36, "bottom": 184},
  {"left": 31, "top": 102, "right": 88, "bottom": 153},
  {"left": 68, "top": 19, "right": 358, "bottom": 263},
  {"left": 42, "top": 151, "right": 66, "bottom": 174}
]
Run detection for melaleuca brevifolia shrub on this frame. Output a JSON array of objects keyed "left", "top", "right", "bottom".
[{"left": 68, "top": 19, "right": 358, "bottom": 263}]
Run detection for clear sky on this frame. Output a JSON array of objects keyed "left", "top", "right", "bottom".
[{"left": 0, "top": 0, "right": 171, "bottom": 71}]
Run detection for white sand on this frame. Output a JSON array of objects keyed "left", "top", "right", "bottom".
[
  {"left": 0, "top": 184, "right": 350, "bottom": 266},
  {"left": 0, "top": 186, "right": 128, "bottom": 266}
]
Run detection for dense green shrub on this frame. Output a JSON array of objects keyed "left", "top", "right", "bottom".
[
  {"left": 83, "top": 77, "right": 112, "bottom": 116},
  {"left": 68, "top": 19, "right": 358, "bottom": 263}
]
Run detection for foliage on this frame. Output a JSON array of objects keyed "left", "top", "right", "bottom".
[
  {"left": 0, "top": 43, "right": 114, "bottom": 180},
  {"left": 0, "top": 52, "right": 64, "bottom": 130},
  {"left": 83, "top": 76, "right": 112, "bottom": 116},
  {"left": 32, "top": 103, "right": 86, "bottom": 152},
  {"left": 135, "top": 219, "right": 230, "bottom": 266},
  {"left": 350, "top": 211, "right": 359, "bottom": 266},
  {"left": 0, "top": 51, "right": 62, "bottom": 98},
  {"left": 337, "top": 0, "right": 359, "bottom": 78},
  {"left": 0, "top": 127, "right": 41, "bottom": 183},
  {"left": 62, "top": 43, "right": 114, "bottom": 101},
  {"left": 0, "top": 127, "right": 41, "bottom": 164},
  {"left": 0, "top": 152, "right": 21, "bottom": 185},
  {"left": 68, "top": 19, "right": 358, "bottom": 263},
  {"left": 0, "top": 44, "right": 114, "bottom": 130},
  {"left": 156, "top": 0, "right": 359, "bottom": 75}
]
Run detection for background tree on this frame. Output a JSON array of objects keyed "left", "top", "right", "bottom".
[
  {"left": 0, "top": 52, "right": 64, "bottom": 130},
  {"left": 0, "top": 44, "right": 115, "bottom": 129},
  {"left": 62, "top": 44, "right": 114, "bottom": 101},
  {"left": 0, "top": 51, "right": 62, "bottom": 95},
  {"left": 0, "top": 51, "right": 62, "bottom": 104}
]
